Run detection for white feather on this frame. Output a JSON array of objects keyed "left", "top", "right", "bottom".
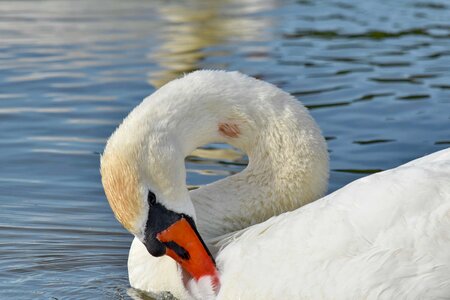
[{"left": 187, "top": 276, "right": 218, "bottom": 300}]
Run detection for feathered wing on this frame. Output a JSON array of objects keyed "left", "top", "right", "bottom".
[{"left": 216, "top": 148, "right": 450, "bottom": 300}]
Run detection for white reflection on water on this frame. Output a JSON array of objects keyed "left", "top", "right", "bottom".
[
  {"left": 148, "top": 0, "right": 277, "bottom": 87},
  {"left": 0, "top": 177, "right": 44, "bottom": 184},
  {"left": 6, "top": 72, "right": 86, "bottom": 83},
  {"left": 29, "top": 136, "right": 106, "bottom": 144},
  {"left": 66, "top": 118, "right": 119, "bottom": 125},
  {"left": 0, "top": 107, "right": 72, "bottom": 114},
  {"left": 31, "top": 148, "right": 93, "bottom": 155}
]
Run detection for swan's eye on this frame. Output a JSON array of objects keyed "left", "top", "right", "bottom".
[{"left": 148, "top": 190, "right": 156, "bottom": 206}]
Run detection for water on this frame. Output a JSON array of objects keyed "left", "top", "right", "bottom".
[{"left": 0, "top": 0, "right": 449, "bottom": 299}]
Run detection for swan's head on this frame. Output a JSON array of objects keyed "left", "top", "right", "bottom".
[{"left": 100, "top": 98, "right": 221, "bottom": 288}]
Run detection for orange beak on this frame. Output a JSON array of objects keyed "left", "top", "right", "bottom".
[{"left": 156, "top": 217, "right": 220, "bottom": 288}]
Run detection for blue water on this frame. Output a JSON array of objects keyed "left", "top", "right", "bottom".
[{"left": 0, "top": 0, "right": 449, "bottom": 299}]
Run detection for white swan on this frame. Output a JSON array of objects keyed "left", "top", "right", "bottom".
[{"left": 100, "top": 70, "right": 450, "bottom": 300}]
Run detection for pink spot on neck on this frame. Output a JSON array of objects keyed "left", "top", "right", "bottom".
[{"left": 218, "top": 122, "right": 240, "bottom": 138}]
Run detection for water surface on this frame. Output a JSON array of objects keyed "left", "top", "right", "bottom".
[{"left": 0, "top": 0, "right": 449, "bottom": 299}]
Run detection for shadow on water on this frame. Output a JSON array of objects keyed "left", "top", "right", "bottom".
[{"left": 0, "top": 0, "right": 449, "bottom": 299}]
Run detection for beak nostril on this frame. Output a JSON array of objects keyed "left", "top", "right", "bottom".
[{"left": 164, "top": 241, "right": 190, "bottom": 260}]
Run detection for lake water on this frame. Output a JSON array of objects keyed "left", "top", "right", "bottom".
[{"left": 0, "top": 0, "right": 449, "bottom": 299}]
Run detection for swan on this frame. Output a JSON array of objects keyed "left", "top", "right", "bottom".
[{"left": 100, "top": 70, "right": 450, "bottom": 299}]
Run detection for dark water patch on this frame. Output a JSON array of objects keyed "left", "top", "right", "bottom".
[
  {"left": 425, "top": 51, "right": 450, "bottom": 59},
  {"left": 370, "top": 61, "right": 411, "bottom": 67},
  {"left": 352, "top": 92, "right": 394, "bottom": 102},
  {"left": 284, "top": 29, "right": 434, "bottom": 40},
  {"left": 400, "top": 42, "right": 431, "bottom": 51},
  {"left": 409, "top": 74, "right": 438, "bottom": 79},
  {"left": 291, "top": 85, "right": 348, "bottom": 96},
  {"left": 397, "top": 94, "right": 430, "bottom": 100},
  {"left": 353, "top": 139, "right": 395, "bottom": 145},
  {"left": 333, "top": 169, "right": 383, "bottom": 174},
  {"left": 312, "top": 56, "right": 364, "bottom": 63},
  {"left": 306, "top": 101, "right": 350, "bottom": 110},
  {"left": 335, "top": 67, "right": 373, "bottom": 75},
  {"left": 327, "top": 43, "right": 367, "bottom": 50},
  {"left": 431, "top": 84, "right": 450, "bottom": 90},
  {"left": 376, "top": 51, "right": 406, "bottom": 56},
  {"left": 414, "top": 2, "right": 447, "bottom": 9},
  {"left": 186, "top": 156, "right": 248, "bottom": 167},
  {"left": 369, "top": 77, "right": 420, "bottom": 84}
]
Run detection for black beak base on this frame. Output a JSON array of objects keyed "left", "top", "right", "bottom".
[{"left": 143, "top": 191, "right": 183, "bottom": 257}]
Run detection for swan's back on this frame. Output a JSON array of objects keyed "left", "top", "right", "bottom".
[{"left": 217, "top": 148, "right": 450, "bottom": 299}]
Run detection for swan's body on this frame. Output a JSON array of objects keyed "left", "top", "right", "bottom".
[
  {"left": 129, "top": 148, "right": 450, "bottom": 299},
  {"left": 101, "top": 70, "right": 450, "bottom": 300}
]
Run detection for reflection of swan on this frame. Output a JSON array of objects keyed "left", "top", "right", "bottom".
[
  {"left": 101, "top": 71, "right": 450, "bottom": 299},
  {"left": 148, "top": 0, "right": 276, "bottom": 88}
]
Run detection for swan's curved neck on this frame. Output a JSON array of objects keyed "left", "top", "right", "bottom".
[
  {"left": 160, "top": 74, "right": 328, "bottom": 242},
  {"left": 188, "top": 101, "right": 329, "bottom": 242},
  {"left": 116, "top": 72, "right": 328, "bottom": 242}
]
